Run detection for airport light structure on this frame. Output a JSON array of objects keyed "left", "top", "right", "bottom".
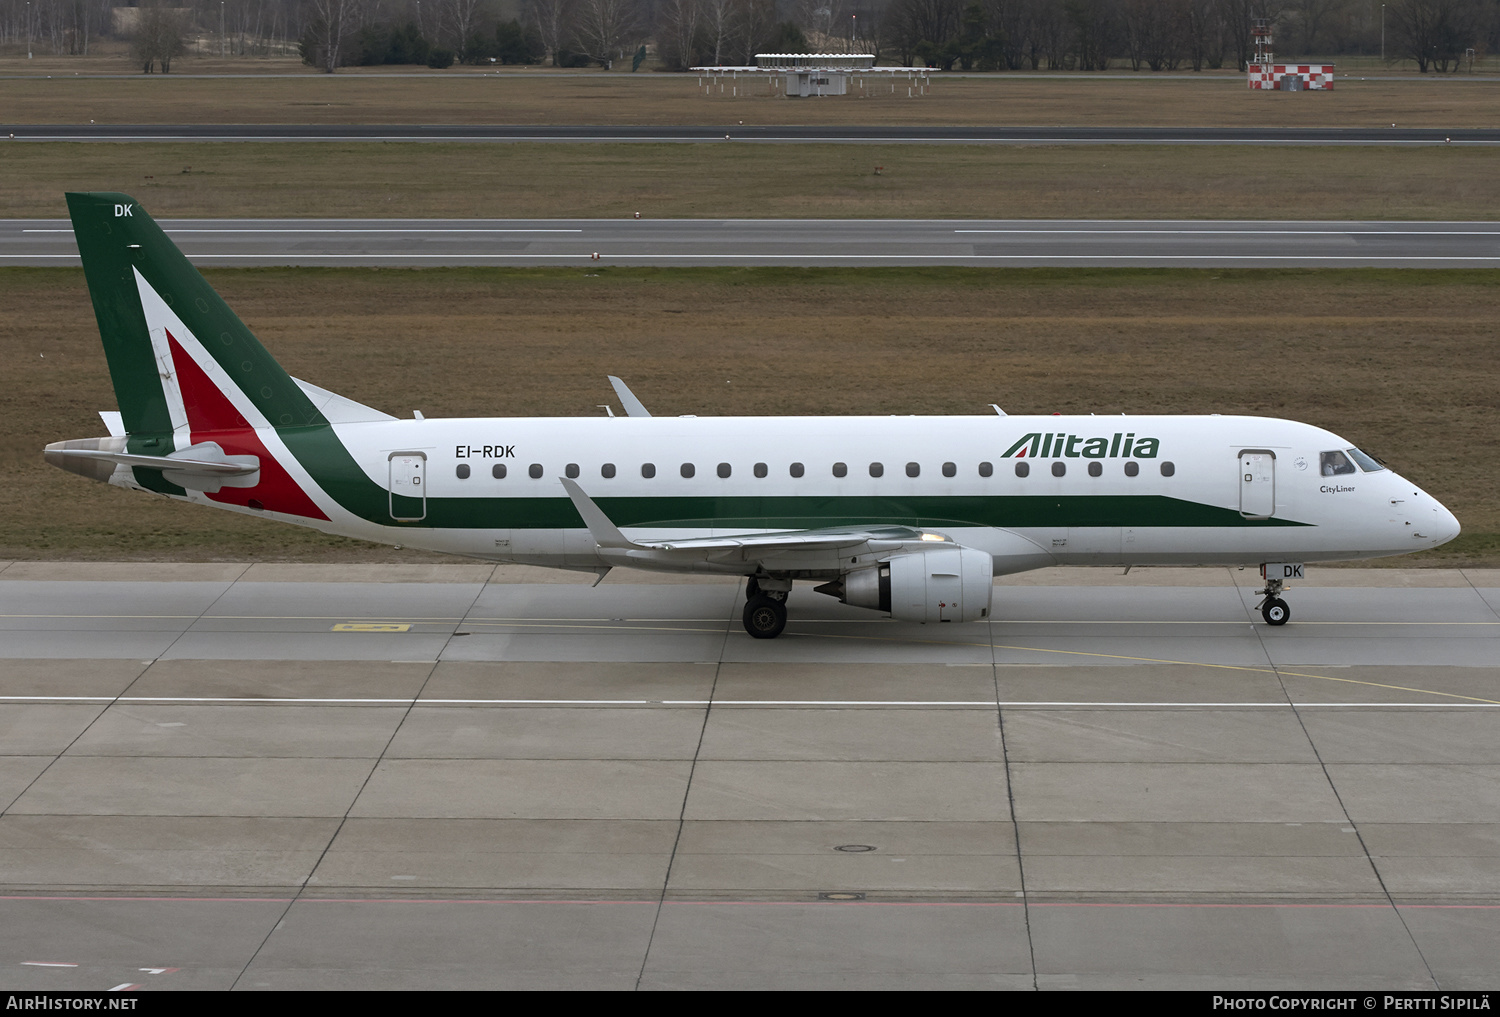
[
  {"left": 692, "top": 54, "right": 932, "bottom": 99},
  {"left": 1247, "top": 18, "right": 1334, "bottom": 90}
]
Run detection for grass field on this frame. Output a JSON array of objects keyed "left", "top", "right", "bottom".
[
  {"left": 5, "top": 141, "right": 1499, "bottom": 221},
  {"left": 4, "top": 266, "right": 1495, "bottom": 565},
  {"left": 4, "top": 65, "right": 1500, "bottom": 128}
]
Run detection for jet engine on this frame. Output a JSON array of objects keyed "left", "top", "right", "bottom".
[{"left": 833, "top": 547, "right": 994, "bottom": 623}]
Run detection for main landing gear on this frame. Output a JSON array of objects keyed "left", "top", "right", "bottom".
[
  {"left": 743, "top": 577, "right": 789, "bottom": 639},
  {"left": 1257, "top": 575, "right": 1291, "bottom": 626}
]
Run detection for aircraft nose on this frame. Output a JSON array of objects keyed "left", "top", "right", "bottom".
[{"left": 1432, "top": 502, "right": 1461, "bottom": 547}]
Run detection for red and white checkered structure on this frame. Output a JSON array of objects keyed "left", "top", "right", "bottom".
[{"left": 1248, "top": 64, "right": 1334, "bottom": 90}]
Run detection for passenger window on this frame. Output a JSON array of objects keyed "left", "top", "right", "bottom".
[
  {"left": 1015, "top": 461, "right": 1029, "bottom": 478},
  {"left": 1320, "top": 450, "right": 1357, "bottom": 476},
  {"left": 942, "top": 462, "right": 956, "bottom": 478},
  {"left": 456, "top": 464, "right": 471, "bottom": 480},
  {"left": 565, "top": 463, "right": 580, "bottom": 479},
  {"left": 602, "top": 463, "right": 616, "bottom": 479},
  {"left": 869, "top": 462, "right": 883, "bottom": 478},
  {"left": 790, "top": 462, "right": 805, "bottom": 478},
  {"left": 978, "top": 461, "right": 993, "bottom": 478},
  {"left": 754, "top": 462, "right": 768, "bottom": 478},
  {"left": 717, "top": 463, "right": 731, "bottom": 478},
  {"left": 906, "top": 462, "right": 920, "bottom": 478},
  {"left": 641, "top": 463, "right": 656, "bottom": 479},
  {"left": 1347, "top": 448, "right": 1386, "bottom": 472},
  {"left": 528, "top": 463, "right": 543, "bottom": 479},
  {"left": 1052, "top": 462, "right": 1066, "bottom": 477},
  {"left": 833, "top": 462, "right": 848, "bottom": 478},
  {"left": 1088, "top": 462, "right": 1102, "bottom": 477},
  {"left": 492, "top": 463, "right": 506, "bottom": 479},
  {"left": 681, "top": 463, "right": 695, "bottom": 479},
  {"left": 1124, "top": 461, "right": 1138, "bottom": 477},
  {"left": 1160, "top": 461, "right": 1175, "bottom": 477}
]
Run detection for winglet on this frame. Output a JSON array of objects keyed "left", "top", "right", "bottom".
[
  {"left": 607, "top": 376, "right": 652, "bottom": 418},
  {"left": 560, "top": 477, "right": 643, "bottom": 550}
]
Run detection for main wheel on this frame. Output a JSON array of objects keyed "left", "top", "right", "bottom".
[
  {"left": 743, "top": 595, "right": 787, "bottom": 639},
  {"left": 1261, "top": 597, "right": 1291, "bottom": 626}
]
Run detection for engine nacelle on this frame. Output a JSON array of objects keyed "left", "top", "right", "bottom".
[{"left": 842, "top": 547, "right": 994, "bottom": 623}]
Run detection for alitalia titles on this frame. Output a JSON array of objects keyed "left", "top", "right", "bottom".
[{"left": 1003, "top": 432, "right": 1161, "bottom": 459}]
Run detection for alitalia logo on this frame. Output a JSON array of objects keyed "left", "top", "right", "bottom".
[{"left": 1003, "top": 432, "right": 1161, "bottom": 459}]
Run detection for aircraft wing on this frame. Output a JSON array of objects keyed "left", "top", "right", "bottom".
[
  {"left": 559, "top": 477, "right": 950, "bottom": 567},
  {"left": 639, "top": 525, "right": 934, "bottom": 552}
]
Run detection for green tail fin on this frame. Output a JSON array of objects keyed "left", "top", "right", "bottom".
[{"left": 65, "top": 192, "right": 325, "bottom": 435}]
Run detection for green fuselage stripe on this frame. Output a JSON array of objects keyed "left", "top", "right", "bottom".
[{"left": 278, "top": 425, "right": 1309, "bottom": 531}]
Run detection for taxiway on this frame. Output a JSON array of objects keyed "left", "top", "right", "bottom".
[
  {"left": 1, "top": 562, "right": 1497, "bottom": 989},
  {"left": 7, "top": 218, "right": 1500, "bottom": 268}
]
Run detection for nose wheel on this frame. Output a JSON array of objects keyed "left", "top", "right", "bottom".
[{"left": 1261, "top": 597, "right": 1290, "bottom": 625}]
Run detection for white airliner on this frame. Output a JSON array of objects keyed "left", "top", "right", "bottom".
[{"left": 46, "top": 193, "right": 1461, "bottom": 638}]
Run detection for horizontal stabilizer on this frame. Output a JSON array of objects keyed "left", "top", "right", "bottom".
[{"left": 45, "top": 438, "right": 260, "bottom": 493}]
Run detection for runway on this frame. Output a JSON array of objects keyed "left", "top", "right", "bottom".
[
  {"left": 7, "top": 124, "right": 1500, "bottom": 145},
  {"left": 1, "top": 561, "right": 1497, "bottom": 989},
  {"left": 8, "top": 218, "right": 1500, "bottom": 268}
]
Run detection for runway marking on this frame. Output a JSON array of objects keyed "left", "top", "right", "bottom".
[
  {"left": 23, "top": 226, "right": 1498, "bottom": 236},
  {"left": 10, "top": 254, "right": 1500, "bottom": 264},
  {"left": 4, "top": 612, "right": 1497, "bottom": 628},
  {"left": 954, "top": 228, "right": 1500, "bottom": 236},
  {"left": 0, "top": 695, "right": 1494, "bottom": 708},
  {"left": 3, "top": 893, "right": 1498, "bottom": 909},
  {"left": 767, "top": 627, "right": 1500, "bottom": 706},
  {"left": 21, "top": 961, "right": 78, "bottom": 967},
  {"left": 24, "top": 228, "right": 584, "bottom": 234},
  {"left": 330, "top": 622, "right": 412, "bottom": 632}
]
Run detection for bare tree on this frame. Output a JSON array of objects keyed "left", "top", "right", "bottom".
[
  {"left": 1066, "top": 0, "right": 1117, "bottom": 70},
  {"left": 575, "top": 0, "right": 640, "bottom": 66},
  {"left": 132, "top": 2, "right": 188, "bottom": 71},
  {"left": 1287, "top": 0, "right": 1348, "bottom": 54},
  {"left": 731, "top": 0, "right": 774, "bottom": 62},
  {"left": 658, "top": 0, "right": 701, "bottom": 66},
  {"left": 442, "top": 0, "right": 481, "bottom": 56},
  {"left": 1032, "top": 0, "right": 1071, "bottom": 67},
  {"left": 1120, "top": 0, "right": 1184, "bottom": 69},
  {"left": 1388, "top": 0, "right": 1481, "bottom": 70},
  {"left": 703, "top": 0, "right": 733, "bottom": 61},
  {"left": 306, "top": 0, "right": 367, "bottom": 70},
  {"left": 528, "top": 0, "right": 574, "bottom": 63}
]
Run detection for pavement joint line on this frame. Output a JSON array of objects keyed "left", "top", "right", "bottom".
[
  {"left": 633, "top": 569, "right": 736, "bottom": 990},
  {"left": 226, "top": 584, "right": 463, "bottom": 990},
  {"left": 1245, "top": 587, "right": 1441, "bottom": 988},
  {"left": 990, "top": 605, "right": 1038, "bottom": 988},
  {"left": 0, "top": 577, "right": 250, "bottom": 817}
]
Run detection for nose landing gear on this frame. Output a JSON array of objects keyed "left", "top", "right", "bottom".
[{"left": 1257, "top": 575, "right": 1291, "bottom": 626}]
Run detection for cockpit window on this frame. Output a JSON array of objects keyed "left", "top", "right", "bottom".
[
  {"left": 1320, "top": 450, "right": 1357, "bottom": 476},
  {"left": 1346, "top": 448, "right": 1386, "bottom": 473}
]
